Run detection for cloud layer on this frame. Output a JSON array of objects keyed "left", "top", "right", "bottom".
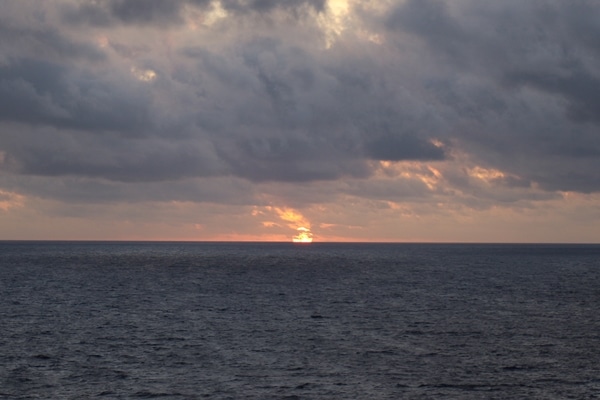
[{"left": 1, "top": 0, "right": 599, "bottom": 241}]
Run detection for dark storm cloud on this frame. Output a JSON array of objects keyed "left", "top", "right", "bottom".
[
  {"left": 365, "top": 134, "right": 444, "bottom": 162},
  {"left": 3, "top": 0, "right": 600, "bottom": 207},
  {"left": 61, "top": 0, "right": 323, "bottom": 26},
  {"left": 218, "top": 135, "right": 371, "bottom": 182},
  {"left": 387, "top": 0, "right": 600, "bottom": 193},
  {"left": 0, "top": 0, "right": 454, "bottom": 192},
  {"left": 388, "top": 0, "right": 600, "bottom": 120},
  {"left": 107, "top": 0, "right": 192, "bottom": 24},
  {"left": 61, "top": 0, "right": 208, "bottom": 26},
  {"left": 0, "top": 59, "right": 152, "bottom": 133},
  {"left": 181, "top": 36, "right": 446, "bottom": 182},
  {"left": 387, "top": 0, "right": 467, "bottom": 58},
  {"left": 0, "top": 24, "right": 105, "bottom": 62},
  {"left": 504, "top": 68, "right": 600, "bottom": 124},
  {"left": 1, "top": 126, "right": 224, "bottom": 182}
]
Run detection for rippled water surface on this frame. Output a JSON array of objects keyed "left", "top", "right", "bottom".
[{"left": 2, "top": 242, "right": 600, "bottom": 399}]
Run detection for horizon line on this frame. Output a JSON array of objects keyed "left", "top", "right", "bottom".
[{"left": 1, "top": 240, "right": 599, "bottom": 245}]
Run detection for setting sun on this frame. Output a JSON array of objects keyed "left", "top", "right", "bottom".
[{"left": 292, "top": 227, "right": 313, "bottom": 243}]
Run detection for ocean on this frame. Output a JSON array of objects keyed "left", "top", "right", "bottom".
[{"left": 1, "top": 241, "right": 599, "bottom": 399}]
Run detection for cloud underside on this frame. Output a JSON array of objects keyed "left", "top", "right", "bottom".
[{"left": 1, "top": 0, "right": 600, "bottom": 215}]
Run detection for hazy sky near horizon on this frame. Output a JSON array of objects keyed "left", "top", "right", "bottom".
[{"left": 1, "top": 0, "right": 600, "bottom": 242}]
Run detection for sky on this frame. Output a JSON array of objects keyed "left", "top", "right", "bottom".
[{"left": 1, "top": 0, "right": 600, "bottom": 242}]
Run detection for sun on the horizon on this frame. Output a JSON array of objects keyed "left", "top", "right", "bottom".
[{"left": 292, "top": 227, "right": 313, "bottom": 243}]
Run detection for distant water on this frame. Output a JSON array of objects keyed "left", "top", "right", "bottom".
[{"left": 2, "top": 242, "right": 600, "bottom": 399}]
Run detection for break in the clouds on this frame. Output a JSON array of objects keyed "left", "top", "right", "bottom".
[{"left": 1, "top": 0, "right": 599, "bottom": 242}]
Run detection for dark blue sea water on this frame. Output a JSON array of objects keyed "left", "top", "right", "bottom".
[{"left": 1, "top": 242, "right": 600, "bottom": 399}]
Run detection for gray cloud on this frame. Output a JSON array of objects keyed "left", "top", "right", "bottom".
[
  {"left": 0, "top": 174, "right": 256, "bottom": 206},
  {"left": 504, "top": 68, "right": 600, "bottom": 124},
  {"left": 387, "top": 0, "right": 467, "bottom": 60},
  {"left": 0, "top": 25, "right": 105, "bottom": 63},
  {"left": 364, "top": 134, "right": 444, "bottom": 162},
  {"left": 1, "top": 124, "right": 225, "bottom": 182},
  {"left": 0, "top": 59, "right": 153, "bottom": 133},
  {"left": 1, "top": 1, "right": 453, "bottom": 190},
  {"left": 220, "top": 0, "right": 325, "bottom": 14},
  {"left": 388, "top": 0, "right": 600, "bottom": 118},
  {"left": 61, "top": 0, "right": 209, "bottom": 26},
  {"left": 387, "top": 0, "right": 600, "bottom": 193},
  {"left": 61, "top": 0, "right": 323, "bottom": 27},
  {"left": 2, "top": 0, "right": 600, "bottom": 214}
]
